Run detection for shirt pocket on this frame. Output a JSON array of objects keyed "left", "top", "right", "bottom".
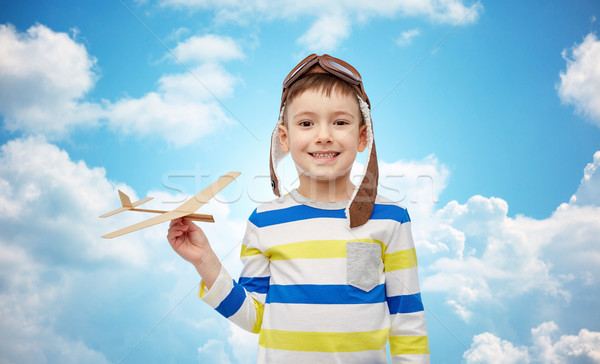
[{"left": 346, "top": 241, "right": 383, "bottom": 292}]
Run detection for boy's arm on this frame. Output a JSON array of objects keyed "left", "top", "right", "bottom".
[
  {"left": 168, "top": 216, "right": 269, "bottom": 334},
  {"left": 168, "top": 218, "right": 221, "bottom": 289},
  {"left": 384, "top": 211, "right": 430, "bottom": 363}
]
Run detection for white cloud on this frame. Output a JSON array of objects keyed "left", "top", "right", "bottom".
[
  {"left": 418, "top": 150, "right": 600, "bottom": 322},
  {"left": 158, "top": 0, "right": 481, "bottom": 51},
  {"left": 160, "top": 0, "right": 481, "bottom": 25},
  {"left": 106, "top": 35, "right": 242, "bottom": 147},
  {"left": 0, "top": 23, "right": 103, "bottom": 136},
  {"left": 197, "top": 340, "right": 234, "bottom": 364},
  {"left": 172, "top": 34, "right": 244, "bottom": 64},
  {"left": 227, "top": 322, "right": 258, "bottom": 364},
  {"left": 463, "top": 332, "right": 530, "bottom": 364},
  {"left": 0, "top": 24, "right": 243, "bottom": 147},
  {"left": 396, "top": 28, "right": 421, "bottom": 47},
  {"left": 376, "top": 155, "right": 450, "bottom": 209},
  {"left": 107, "top": 88, "right": 230, "bottom": 147},
  {"left": 464, "top": 322, "right": 600, "bottom": 364},
  {"left": 446, "top": 299, "right": 472, "bottom": 322},
  {"left": 297, "top": 13, "right": 351, "bottom": 52},
  {"left": 558, "top": 33, "right": 600, "bottom": 126},
  {"left": 570, "top": 151, "right": 600, "bottom": 206},
  {"left": 0, "top": 136, "right": 152, "bottom": 266},
  {"left": 420, "top": 194, "right": 600, "bottom": 320}
]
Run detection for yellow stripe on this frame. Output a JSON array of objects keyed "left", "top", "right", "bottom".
[
  {"left": 264, "top": 239, "right": 383, "bottom": 261},
  {"left": 259, "top": 328, "right": 389, "bottom": 352},
  {"left": 251, "top": 298, "right": 264, "bottom": 334},
  {"left": 389, "top": 335, "right": 430, "bottom": 355},
  {"left": 384, "top": 248, "right": 418, "bottom": 272},
  {"left": 198, "top": 281, "right": 207, "bottom": 298},
  {"left": 240, "top": 244, "right": 261, "bottom": 258}
]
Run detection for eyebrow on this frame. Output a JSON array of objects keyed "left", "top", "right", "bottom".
[
  {"left": 331, "top": 111, "right": 356, "bottom": 120},
  {"left": 292, "top": 110, "right": 356, "bottom": 120}
]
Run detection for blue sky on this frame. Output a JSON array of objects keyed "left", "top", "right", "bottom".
[{"left": 1, "top": 1, "right": 599, "bottom": 363}]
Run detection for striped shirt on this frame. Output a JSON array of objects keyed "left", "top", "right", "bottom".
[{"left": 200, "top": 190, "right": 430, "bottom": 363}]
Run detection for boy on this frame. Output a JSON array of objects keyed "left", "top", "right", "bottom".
[{"left": 168, "top": 54, "right": 430, "bottom": 363}]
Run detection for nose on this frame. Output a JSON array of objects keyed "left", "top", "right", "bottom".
[{"left": 315, "top": 123, "right": 333, "bottom": 144}]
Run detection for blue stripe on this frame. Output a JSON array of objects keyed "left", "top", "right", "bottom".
[
  {"left": 266, "top": 284, "right": 386, "bottom": 305},
  {"left": 386, "top": 293, "right": 424, "bottom": 314},
  {"left": 215, "top": 280, "right": 246, "bottom": 318},
  {"left": 249, "top": 204, "right": 410, "bottom": 228},
  {"left": 371, "top": 204, "right": 411, "bottom": 224},
  {"left": 249, "top": 205, "right": 345, "bottom": 228},
  {"left": 239, "top": 276, "right": 270, "bottom": 294}
]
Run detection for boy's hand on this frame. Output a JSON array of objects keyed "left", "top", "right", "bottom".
[
  {"left": 167, "top": 218, "right": 221, "bottom": 289},
  {"left": 167, "top": 218, "right": 209, "bottom": 265}
]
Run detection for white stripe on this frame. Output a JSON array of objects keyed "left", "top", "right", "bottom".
[
  {"left": 386, "top": 221, "right": 415, "bottom": 253},
  {"left": 385, "top": 267, "right": 422, "bottom": 296},
  {"left": 269, "top": 258, "right": 348, "bottom": 285},
  {"left": 258, "top": 346, "right": 387, "bottom": 364},
  {"left": 389, "top": 311, "right": 428, "bottom": 337},
  {"left": 259, "top": 218, "right": 400, "bottom": 250},
  {"left": 390, "top": 354, "right": 430, "bottom": 363},
  {"left": 262, "top": 302, "right": 391, "bottom": 332},
  {"left": 200, "top": 266, "right": 233, "bottom": 308},
  {"left": 256, "top": 193, "right": 299, "bottom": 212},
  {"left": 239, "top": 254, "right": 270, "bottom": 277},
  {"left": 227, "top": 295, "right": 259, "bottom": 331}
]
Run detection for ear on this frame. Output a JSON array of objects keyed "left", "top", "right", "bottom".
[
  {"left": 278, "top": 124, "right": 290, "bottom": 153},
  {"left": 357, "top": 124, "right": 367, "bottom": 152}
]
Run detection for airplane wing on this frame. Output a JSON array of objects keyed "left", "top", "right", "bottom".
[
  {"left": 102, "top": 210, "right": 188, "bottom": 239},
  {"left": 99, "top": 206, "right": 129, "bottom": 218},
  {"left": 101, "top": 171, "right": 240, "bottom": 239},
  {"left": 174, "top": 171, "right": 241, "bottom": 213},
  {"left": 132, "top": 196, "right": 153, "bottom": 208}
]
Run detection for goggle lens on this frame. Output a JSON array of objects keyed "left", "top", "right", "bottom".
[{"left": 326, "top": 59, "right": 358, "bottom": 80}]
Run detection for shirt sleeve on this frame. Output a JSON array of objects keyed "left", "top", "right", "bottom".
[
  {"left": 384, "top": 208, "right": 430, "bottom": 363},
  {"left": 199, "top": 211, "right": 270, "bottom": 334}
]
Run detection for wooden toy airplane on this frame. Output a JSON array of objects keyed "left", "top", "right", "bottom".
[{"left": 100, "top": 171, "right": 241, "bottom": 239}]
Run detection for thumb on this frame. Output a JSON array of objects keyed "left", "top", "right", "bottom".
[{"left": 182, "top": 219, "right": 200, "bottom": 232}]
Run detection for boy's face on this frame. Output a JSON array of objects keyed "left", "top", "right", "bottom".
[{"left": 278, "top": 89, "right": 367, "bottom": 189}]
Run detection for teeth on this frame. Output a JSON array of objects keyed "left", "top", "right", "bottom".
[{"left": 312, "top": 153, "right": 338, "bottom": 158}]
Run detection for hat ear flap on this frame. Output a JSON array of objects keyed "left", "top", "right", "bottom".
[
  {"left": 269, "top": 155, "right": 280, "bottom": 197},
  {"left": 346, "top": 96, "right": 378, "bottom": 228},
  {"left": 270, "top": 105, "right": 287, "bottom": 197},
  {"left": 348, "top": 142, "right": 378, "bottom": 228}
]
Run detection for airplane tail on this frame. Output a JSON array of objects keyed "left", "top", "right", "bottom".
[
  {"left": 99, "top": 190, "right": 153, "bottom": 218},
  {"left": 119, "top": 190, "right": 133, "bottom": 208}
]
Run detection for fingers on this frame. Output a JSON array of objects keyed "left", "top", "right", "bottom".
[
  {"left": 182, "top": 219, "right": 200, "bottom": 232},
  {"left": 167, "top": 219, "right": 188, "bottom": 243},
  {"left": 169, "top": 218, "right": 183, "bottom": 228}
]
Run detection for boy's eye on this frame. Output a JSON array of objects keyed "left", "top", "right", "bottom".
[
  {"left": 334, "top": 120, "right": 349, "bottom": 126},
  {"left": 299, "top": 121, "right": 313, "bottom": 127}
]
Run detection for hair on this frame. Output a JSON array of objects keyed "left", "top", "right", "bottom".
[{"left": 283, "top": 73, "right": 364, "bottom": 126}]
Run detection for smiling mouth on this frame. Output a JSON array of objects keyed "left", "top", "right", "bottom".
[{"left": 309, "top": 152, "right": 340, "bottom": 159}]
